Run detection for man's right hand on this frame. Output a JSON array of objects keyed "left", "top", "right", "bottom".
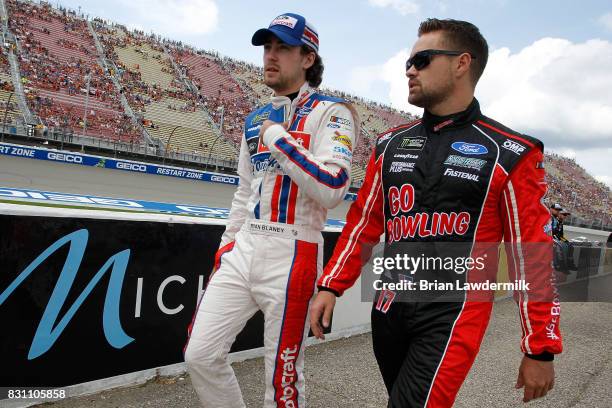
[{"left": 310, "top": 290, "right": 336, "bottom": 340}]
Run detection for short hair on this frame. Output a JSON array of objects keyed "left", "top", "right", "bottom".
[
  {"left": 418, "top": 18, "right": 488, "bottom": 85},
  {"left": 301, "top": 45, "right": 323, "bottom": 88}
]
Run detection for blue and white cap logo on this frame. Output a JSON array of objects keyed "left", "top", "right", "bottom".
[
  {"left": 252, "top": 13, "right": 319, "bottom": 53},
  {"left": 451, "top": 142, "right": 488, "bottom": 155}
]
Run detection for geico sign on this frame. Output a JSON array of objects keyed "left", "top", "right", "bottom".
[
  {"left": 117, "top": 162, "right": 147, "bottom": 172},
  {"left": 47, "top": 152, "right": 83, "bottom": 163},
  {"left": 210, "top": 175, "right": 236, "bottom": 184}
]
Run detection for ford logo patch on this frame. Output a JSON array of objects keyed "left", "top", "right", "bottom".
[{"left": 451, "top": 142, "right": 488, "bottom": 155}]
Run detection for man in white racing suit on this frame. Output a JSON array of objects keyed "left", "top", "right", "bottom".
[{"left": 184, "top": 12, "right": 358, "bottom": 408}]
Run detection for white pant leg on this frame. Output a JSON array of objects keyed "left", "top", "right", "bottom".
[
  {"left": 185, "top": 231, "right": 259, "bottom": 408},
  {"left": 251, "top": 237, "right": 322, "bottom": 408}
]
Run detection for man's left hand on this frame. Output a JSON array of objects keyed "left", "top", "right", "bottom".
[{"left": 515, "top": 356, "right": 555, "bottom": 403}]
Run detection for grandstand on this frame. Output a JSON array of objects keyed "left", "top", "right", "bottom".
[{"left": 0, "top": 0, "right": 609, "bottom": 228}]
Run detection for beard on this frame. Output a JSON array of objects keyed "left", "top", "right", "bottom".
[
  {"left": 264, "top": 66, "right": 302, "bottom": 94},
  {"left": 408, "top": 77, "right": 454, "bottom": 109}
]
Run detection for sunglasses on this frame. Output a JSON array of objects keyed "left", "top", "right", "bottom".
[{"left": 405, "top": 49, "right": 475, "bottom": 71}]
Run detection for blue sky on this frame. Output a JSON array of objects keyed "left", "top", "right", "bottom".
[{"left": 56, "top": 0, "right": 612, "bottom": 188}]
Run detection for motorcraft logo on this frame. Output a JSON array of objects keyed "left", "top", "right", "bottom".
[
  {"left": 443, "top": 154, "right": 486, "bottom": 171},
  {"left": 398, "top": 136, "right": 426, "bottom": 150},
  {"left": 451, "top": 142, "right": 488, "bottom": 155},
  {"left": 271, "top": 15, "right": 298, "bottom": 29},
  {"left": 252, "top": 155, "right": 281, "bottom": 173},
  {"left": 502, "top": 139, "right": 526, "bottom": 155},
  {"left": 279, "top": 345, "right": 298, "bottom": 407}
]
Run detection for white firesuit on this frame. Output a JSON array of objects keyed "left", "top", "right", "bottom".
[{"left": 185, "top": 82, "right": 357, "bottom": 407}]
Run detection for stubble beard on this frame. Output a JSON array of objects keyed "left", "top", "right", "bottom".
[{"left": 409, "top": 77, "right": 454, "bottom": 110}]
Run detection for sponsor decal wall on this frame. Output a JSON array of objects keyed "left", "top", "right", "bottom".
[
  {"left": 0, "top": 142, "right": 238, "bottom": 185},
  {"left": 0, "top": 215, "right": 340, "bottom": 387}
]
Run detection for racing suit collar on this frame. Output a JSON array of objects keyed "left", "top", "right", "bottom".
[
  {"left": 270, "top": 82, "right": 314, "bottom": 121},
  {"left": 422, "top": 98, "right": 481, "bottom": 132},
  {"left": 270, "top": 82, "right": 312, "bottom": 107}
]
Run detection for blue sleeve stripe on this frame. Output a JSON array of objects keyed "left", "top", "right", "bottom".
[{"left": 274, "top": 137, "right": 348, "bottom": 189}]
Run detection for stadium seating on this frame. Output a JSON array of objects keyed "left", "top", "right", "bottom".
[
  {"left": 1, "top": 0, "right": 609, "bottom": 226},
  {"left": 0, "top": 51, "right": 20, "bottom": 127},
  {"left": 7, "top": 0, "right": 139, "bottom": 141}
]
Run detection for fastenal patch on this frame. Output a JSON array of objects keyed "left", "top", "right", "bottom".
[
  {"left": 398, "top": 136, "right": 426, "bottom": 150},
  {"left": 443, "top": 154, "right": 486, "bottom": 171},
  {"left": 443, "top": 168, "right": 479, "bottom": 181}
]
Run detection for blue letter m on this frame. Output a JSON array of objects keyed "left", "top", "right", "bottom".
[{"left": 0, "top": 229, "right": 134, "bottom": 359}]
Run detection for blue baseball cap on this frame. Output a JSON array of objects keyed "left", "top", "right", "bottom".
[{"left": 252, "top": 13, "right": 319, "bottom": 53}]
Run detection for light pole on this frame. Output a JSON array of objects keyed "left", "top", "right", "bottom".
[
  {"left": 1, "top": 91, "right": 13, "bottom": 142},
  {"left": 207, "top": 133, "right": 225, "bottom": 170},
  {"left": 206, "top": 105, "right": 225, "bottom": 170},
  {"left": 164, "top": 125, "right": 180, "bottom": 165},
  {"left": 217, "top": 105, "right": 225, "bottom": 132}
]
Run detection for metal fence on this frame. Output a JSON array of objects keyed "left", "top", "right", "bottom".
[{"left": 0, "top": 124, "right": 239, "bottom": 170}]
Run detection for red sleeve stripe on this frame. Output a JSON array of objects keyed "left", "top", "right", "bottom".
[
  {"left": 476, "top": 120, "right": 536, "bottom": 148},
  {"left": 270, "top": 175, "right": 283, "bottom": 222},
  {"left": 503, "top": 182, "right": 534, "bottom": 354},
  {"left": 321, "top": 157, "right": 383, "bottom": 288}
]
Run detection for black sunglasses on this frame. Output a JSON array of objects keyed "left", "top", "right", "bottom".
[{"left": 405, "top": 49, "right": 475, "bottom": 71}]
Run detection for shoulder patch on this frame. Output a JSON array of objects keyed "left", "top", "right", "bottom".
[{"left": 476, "top": 117, "right": 544, "bottom": 174}]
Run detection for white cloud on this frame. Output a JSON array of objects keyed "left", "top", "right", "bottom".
[
  {"left": 348, "top": 48, "right": 419, "bottom": 116},
  {"left": 476, "top": 38, "right": 612, "bottom": 149},
  {"left": 367, "top": 0, "right": 419, "bottom": 15},
  {"left": 349, "top": 37, "right": 612, "bottom": 184},
  {"left": 123, "top": 0, "right": 218, "bottom": 37},
  {"left": 599, "top": 12, "right": 612, "bottom": 32}
]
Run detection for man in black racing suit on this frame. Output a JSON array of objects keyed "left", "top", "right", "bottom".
[{"left": 310, "top": 18, "right": 562, "bottom": 407}]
